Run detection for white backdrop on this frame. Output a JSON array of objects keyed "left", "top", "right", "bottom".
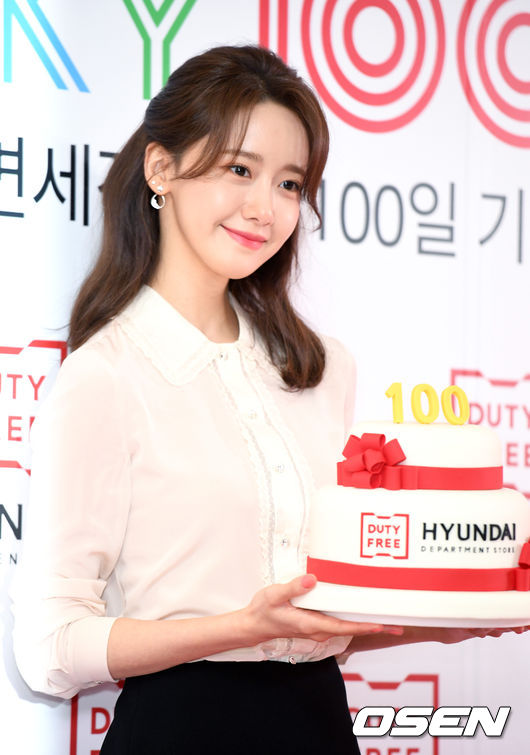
[{"left": 1, "top": 1, "right": 530, "bottom": 753}]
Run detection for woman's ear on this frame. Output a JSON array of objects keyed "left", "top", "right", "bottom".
[{"left": 144, "top": 142, "right": 171, "bottom": 192}]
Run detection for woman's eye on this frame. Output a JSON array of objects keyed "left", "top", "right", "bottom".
[
  {"left": 229, "top": 165, "right": 250, "bottom": 177},
  {"left": 281, "top": 179, "right": 301, "bottom": 192}
]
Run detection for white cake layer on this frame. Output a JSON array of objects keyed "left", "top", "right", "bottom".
[
  {"left": 350, "top": 421, "right": 502, "bottom": 468},
  {"left": 308, "top": 485, "right": 530, "bottom": 569},
  {"left": 291, "top": 482, "right": 530, "bottom": 625},
  {"left": 293, "top": 583, "right": 530, "bottom": 627}
]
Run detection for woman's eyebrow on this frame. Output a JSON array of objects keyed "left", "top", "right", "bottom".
[{"left": 224, "top": 149, "right": 307, "bottom": 177}]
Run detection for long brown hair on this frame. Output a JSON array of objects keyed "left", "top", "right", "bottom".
[{"left": 69, "top": 45, "right": 329, "bottom": 389}]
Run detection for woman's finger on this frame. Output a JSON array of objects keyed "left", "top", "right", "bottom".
[{"left": 265, "top": 574, "right": 317, "bottom": 605}]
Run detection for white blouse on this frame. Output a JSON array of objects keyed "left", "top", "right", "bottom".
[{"left": 11, "top": 285, "right": 356, "bottom": 699}]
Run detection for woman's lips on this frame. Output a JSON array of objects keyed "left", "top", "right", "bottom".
[{"left": 222, "top": 226, "right": 267, "bottom": 250}]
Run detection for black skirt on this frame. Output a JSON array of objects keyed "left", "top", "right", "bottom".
[{"left": 100, "top": 656, "right": 361, "bottom": 755}]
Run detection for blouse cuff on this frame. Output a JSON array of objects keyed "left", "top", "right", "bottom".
[
  {"left": 335, "top": 650, "right": 353, "bottom": 665},
  {"left": 61, "top": 616, "right": 119, "bottom": 688}
]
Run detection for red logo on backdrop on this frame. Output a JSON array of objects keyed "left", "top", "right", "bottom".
[
  {"left": 260, "top": 0, "right": 529, "bottom": 147},
  {"left": 0, "top": 340, "right": 65, "bottom": 564},
  {"left": 260, "top": 0, "right": 446, "bottom": 132},
  {"left": 0, "top": 340, "right": 66, "bottom": 474},
  {"left": 361, "top": 513, "right": 410, "bottom": 558},
  {"left": 70, "top": 683, "right": 122, "bottom": 755},
  {"left": 451, "top": 368, "right": 530, "bottom": 498},
  {"left": 457, "top": 0, "right": 530, "bottom": 148},
  {"left": 343, "top": 672, "right": 439, "bottom": 755}
]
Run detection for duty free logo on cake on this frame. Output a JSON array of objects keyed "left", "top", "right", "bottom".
[{"left": 361, "top": 513, "right": 409, "bottom": 559}]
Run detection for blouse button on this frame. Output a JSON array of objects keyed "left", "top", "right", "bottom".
[
  {"left": 288, "top": 656, "right": 297, "bottom": 665},
  {"left": 218, "top": 351, "right": 227, "bottom": 361},
  {"left": 248, "top": 409, "right": 258, "bottom": 420},
  {"left": 280, "top": 537, "right": 289, "bottom": 547},
  {"left": 273, "top": 463, "right": 285, "bottom": 474}
]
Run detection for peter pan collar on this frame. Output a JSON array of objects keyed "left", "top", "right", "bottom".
[{"left": 116, "top": 285, "right": 260, "bottom": 386}]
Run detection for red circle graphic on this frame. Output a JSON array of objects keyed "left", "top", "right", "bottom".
[
  {"left": 477, "top": 0, "right": 530, "bottom": 121},
  {"left": 343, "top": 0, "right": 405, "bottom": 78},
  {"left": 497, "top": 13, "right": 530, "bottom": 94},
  {"left": 457, "top": 0, "right": 530, "bottom": 148},
  {"left": 324, "top": 0, "right": 424, "bottom": 105},
  {"left": 301, "top": 0, "right": 446, "bottom": 132}
]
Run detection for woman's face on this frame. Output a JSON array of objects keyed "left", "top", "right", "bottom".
[{"left": 156, "top": 100, "right": 309, "bottom": 283}]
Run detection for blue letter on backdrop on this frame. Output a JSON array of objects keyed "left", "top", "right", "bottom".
[{"left": 3, "top": 0, "right": 88, "bottom": 91}]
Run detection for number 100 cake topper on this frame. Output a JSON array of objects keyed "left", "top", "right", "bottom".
[{"left": 386, "top": 383, "right": 470, "bottom": 425}]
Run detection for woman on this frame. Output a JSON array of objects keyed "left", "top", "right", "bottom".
[
  {"left": 11, "top": 45, "right": 515, "bottom": 754},
  {"left": 13, "top": 44, "right": 388, "bottom": 754}
]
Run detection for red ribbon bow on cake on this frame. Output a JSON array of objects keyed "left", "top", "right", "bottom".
[
  {"left": 337, "top": 433, "right": 407, "bottom": 489},
  {"left": 337, "top": 432, "right": 503, "bottom": 491}
]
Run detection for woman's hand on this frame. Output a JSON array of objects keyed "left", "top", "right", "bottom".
[
  {"left": 345, "top": 624, "right": 530, "bottom": 654},
  {"left": 108, "top": 574, "right": 398, "bottom": 680},
  {"left": 240, "top": 573, "right": 400, "bottom": 645},
  {"left": 409, "top": 625, "right": 530, "bottom": 644}
]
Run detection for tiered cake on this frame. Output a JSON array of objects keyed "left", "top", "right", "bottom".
[{"left": 294, "top": 421, "right": 530, "bottom": 626}]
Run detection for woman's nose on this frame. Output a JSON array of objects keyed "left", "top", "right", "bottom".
[{"left": 242, "top": 182, "right": 274, "bottom": 225}]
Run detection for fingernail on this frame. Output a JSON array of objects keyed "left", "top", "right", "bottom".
[
  {"left": 301, "top": 574, "right": 317, "bottom": 589},
  {"left": 384, "top": 626, "right": 404, "bottom": 635}
]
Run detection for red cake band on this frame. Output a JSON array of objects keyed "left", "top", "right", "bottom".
[
  {"left": 337, "top": 433, "right": 503, "bottom": 490},
  {"left": 307, "top": 542, "right": 530, "bottom": 593}
]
